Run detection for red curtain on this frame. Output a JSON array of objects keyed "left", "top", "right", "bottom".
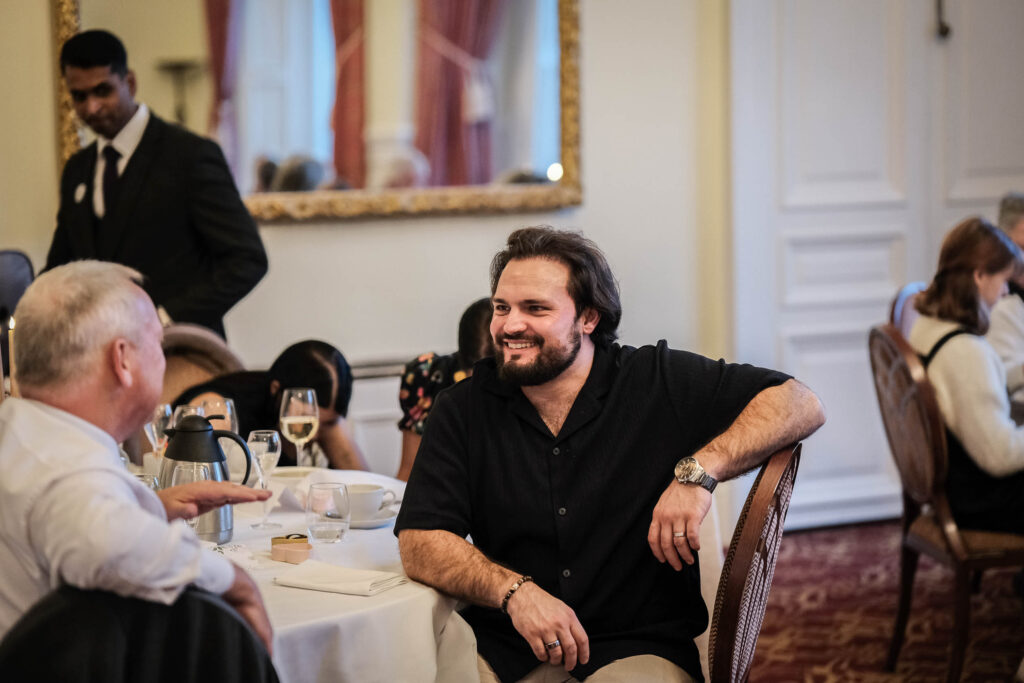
[
  {"left": 203, "top": 0, "right": 244, "bottom": 175},
  {"left": 415, "top": 0, "right": 504, "bottom": 186},
  {"left": 330, "top": 0, "right": 366, "bottom": 189}
]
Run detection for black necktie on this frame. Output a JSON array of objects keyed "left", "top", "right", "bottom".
[{"left": 102, "top": 145, "right": 122, "bottom": 218}]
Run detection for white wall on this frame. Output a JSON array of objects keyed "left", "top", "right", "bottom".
[{"left": 0, "top": 0, "right": 60, "bottom": 267}]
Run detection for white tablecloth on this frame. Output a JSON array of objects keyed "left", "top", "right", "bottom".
[
  {"left": 228, "top": 468, "right": 726, "bottom": 681},
  {"left": 229, "top": 469, "right": 478, "bottom": 683}
]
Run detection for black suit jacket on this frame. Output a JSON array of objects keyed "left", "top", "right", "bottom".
[{"left": 45, "top": 114, "right": 268, "bottom": 338}]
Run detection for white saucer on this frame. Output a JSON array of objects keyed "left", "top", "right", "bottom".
[
  {"left": 271, "top": 466, "right": 318, "bottom": 479},
  {"left": 350, "top": 508, "right": 399, "bottom": 529}
]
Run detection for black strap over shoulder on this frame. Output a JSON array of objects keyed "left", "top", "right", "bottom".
[
  {"left": 919, "top": 328, "right": 971, "bottom": 368},
  {"left": 1010, "top": 280, "right": 1024, "bottom": 305}
]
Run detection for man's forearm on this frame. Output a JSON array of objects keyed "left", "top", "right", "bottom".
[
  {"left": 399, "top": 529, "right": 520, "bottom": 608},
  {"left": 698, "top": 378, "right": 825, "bottom": 481}
]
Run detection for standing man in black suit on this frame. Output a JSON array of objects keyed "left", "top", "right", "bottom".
[{"left": 45, "top": 30, "right": 267, "bottom": 339}]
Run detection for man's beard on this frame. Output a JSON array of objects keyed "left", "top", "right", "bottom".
[{"left": 495, "top": 327, "right": 582, "bottom": 386}]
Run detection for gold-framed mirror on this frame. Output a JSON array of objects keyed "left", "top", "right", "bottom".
[{"left": 52, "top": 0, "right": 580, "bottom": 222}]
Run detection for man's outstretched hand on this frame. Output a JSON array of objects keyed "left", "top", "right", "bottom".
[{"left": 158, "top": 481, "right": 270, "bottom": 521}]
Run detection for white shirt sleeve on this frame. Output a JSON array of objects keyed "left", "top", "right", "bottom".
[
  {"left": 986, "top": 296, "right": 1024, "bottom": 392},
  {"left": 28, "top": 469, "right": 235, "bottom": 603},
  {"left": 929, "top": 334, "right": 1024, "bottom": 477}
]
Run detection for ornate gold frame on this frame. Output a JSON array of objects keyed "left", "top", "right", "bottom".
[{"left": 54, "top": 0, "right": 581, "bottom": 221}]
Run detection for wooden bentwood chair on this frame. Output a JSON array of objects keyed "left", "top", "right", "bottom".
[
  {"left": 868, "top": 324, "right": 1024, "bottom": 683},
  {"left": 707, "top": 444, "right": 802, "bottom": 683},
  {"left": 160, "top": 323, "right": 246, "bottom": 405}
]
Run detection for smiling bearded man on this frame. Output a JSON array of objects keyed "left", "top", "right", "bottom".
[{"left": 393, "top": 226, "right": 827, "bottom": 683}]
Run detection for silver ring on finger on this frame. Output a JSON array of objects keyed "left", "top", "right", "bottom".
[
  {"left": 545, "top": 639, "right": 561, "bottom": 650},
  {"left": 672, "top": 531, "right": 686, "bottom": 538}
]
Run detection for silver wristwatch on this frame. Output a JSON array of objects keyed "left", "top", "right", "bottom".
[{"left": 674, "top": 456, "right": 717, "bottom": 493}]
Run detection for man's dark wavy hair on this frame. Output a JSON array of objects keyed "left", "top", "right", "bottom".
[
  {"left": 489, "top": 226, "right": 622, "bottom": 347},
  {"left": 60, "top": 29, "right": 128, "bottom": 76}
]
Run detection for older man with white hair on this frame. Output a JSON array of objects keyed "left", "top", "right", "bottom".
[{"left": 0, "top": 261, "right": 272, "bottom": 648}]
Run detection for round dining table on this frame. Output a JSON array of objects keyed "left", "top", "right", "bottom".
[{"left": 227, "top": 468, "right": 478, "bottom": 683}]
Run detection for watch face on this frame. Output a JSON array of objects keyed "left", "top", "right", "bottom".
[{"left": 675, "top": 458, "right": 700, "bottom": 481}]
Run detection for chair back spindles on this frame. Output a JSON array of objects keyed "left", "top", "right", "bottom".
[
  {"left": 868, "top": 325, "right": 947, "bottom": 507},
  {"left": 708, "top": 444, "right": 801, "bottom": 683}
]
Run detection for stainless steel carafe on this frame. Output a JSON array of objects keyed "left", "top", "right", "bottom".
[{"left": 158, "top": 414, "right": 252, "bottom": 544}]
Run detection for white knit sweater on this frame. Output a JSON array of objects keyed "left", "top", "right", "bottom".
[
  {"left": 908, "top": 314, "right": 1024, "bottom": 477},
  {"left": 985, "top": 293, "right": 1024, "bottom": 398}
]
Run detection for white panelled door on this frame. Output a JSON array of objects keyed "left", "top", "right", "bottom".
[{"left": 730, "top": 0, "right": 1024, "bottom": 529}]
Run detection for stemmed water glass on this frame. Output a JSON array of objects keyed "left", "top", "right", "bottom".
[
  {"left": 203, "top": 397, "right": 247, "bottom": 481},
  {"left": 144, "top": 403, "right": 173, "bottom": 454},
  {"left": 248, "top": 430, "right": 282, "bottom": 529},
  {"left": 201, "top": 397, "right": 239, "bottom": 433},
  {"left": 172, "top": 403, "right": 205, "bottom": 426},
  {"left": 279, "top": 388, "right": 319, "bottom": 467},
  {"left": 170, "top": 462, "right": 211, "bottom": 533}
]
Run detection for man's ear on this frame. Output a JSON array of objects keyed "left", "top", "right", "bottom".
[
  {"left": 269, "top": 379, "right": 280, "bottom": 397},
  {"left": 126, "top": 70, "right": 137, "bottom": 97},
  {"left": 110, "top": 338, "right": 134, "bottom": 389},
  {"left": 580, "top": 307, "right": 600, "bottom": 335}
]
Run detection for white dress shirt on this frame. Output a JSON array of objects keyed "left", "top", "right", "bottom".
[
  {"left": 0, "top": 397, "right": 234, "bottom": 639},
  {"left": 93, "top": 103, "right": 150, "bottom": 218}
]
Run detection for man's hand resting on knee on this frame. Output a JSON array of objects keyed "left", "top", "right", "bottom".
[{"left": 505, "top": 581, "right": 590, "bottom": 672}]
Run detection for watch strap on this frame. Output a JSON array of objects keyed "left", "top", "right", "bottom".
[{"left": 697, "top": 472, "right": 717, "bottom": 493}]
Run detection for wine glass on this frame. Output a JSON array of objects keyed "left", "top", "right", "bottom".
[
  {"left": 172, "top": 403, "right": 205, "bottom": 426},
  {"left": 170, "top": 462, "right": 211, "bottom": 533},
  {"left": 144, "top": 403, "right": 173, "bottom": 454},
  {"left": 279, "top": 388, "right": 319, "bottom": 467},
  {"left": 201, "top": 397, "right": 239, "bottom": 433},
  {"left": 134, "top": 473, "right": 160, "bottom": 491},
  {"left": 306, "top": 482, "right": 350, "bottom": 543},
  {"left": 248, "top": 430, "right": 282, "bottom": 529},
  {"left": 203, "top": 397, "right": 245, "bottom": 481}
]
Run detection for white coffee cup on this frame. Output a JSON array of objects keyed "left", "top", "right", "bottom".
[{"left": 348, "top": 483, "right": 397, "bottom": 521}]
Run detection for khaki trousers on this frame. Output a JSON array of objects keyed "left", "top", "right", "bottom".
[{"left": 476, "top": 653, "right": 695, "bottom": 683}]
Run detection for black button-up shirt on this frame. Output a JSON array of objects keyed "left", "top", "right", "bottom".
[{"left": 395, "top": 341, "right": 790, "bottom": 681}]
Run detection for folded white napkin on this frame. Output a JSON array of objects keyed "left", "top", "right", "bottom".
[
  {"left": 273, "top": 560, "right": 407, "bottom": 596},
  {"left": 276, "top": 483, "right": 306, "bottom": 511}
]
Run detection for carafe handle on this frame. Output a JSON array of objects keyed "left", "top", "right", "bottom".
[{"left": 214, "top": 430, "right": 252, "bottom": 486}]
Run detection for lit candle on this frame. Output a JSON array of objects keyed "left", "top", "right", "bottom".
[{"left": 7, "top": 317, "right": 16, "bottom": 398}]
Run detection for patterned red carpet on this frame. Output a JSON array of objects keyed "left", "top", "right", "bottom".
[{"left": 750, "top": 520, "right": 1023, "bottom": 682}]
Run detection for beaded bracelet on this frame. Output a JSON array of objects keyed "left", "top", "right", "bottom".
[{"left": 500, "top": 575, "right": 533, "bottom": 614}]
